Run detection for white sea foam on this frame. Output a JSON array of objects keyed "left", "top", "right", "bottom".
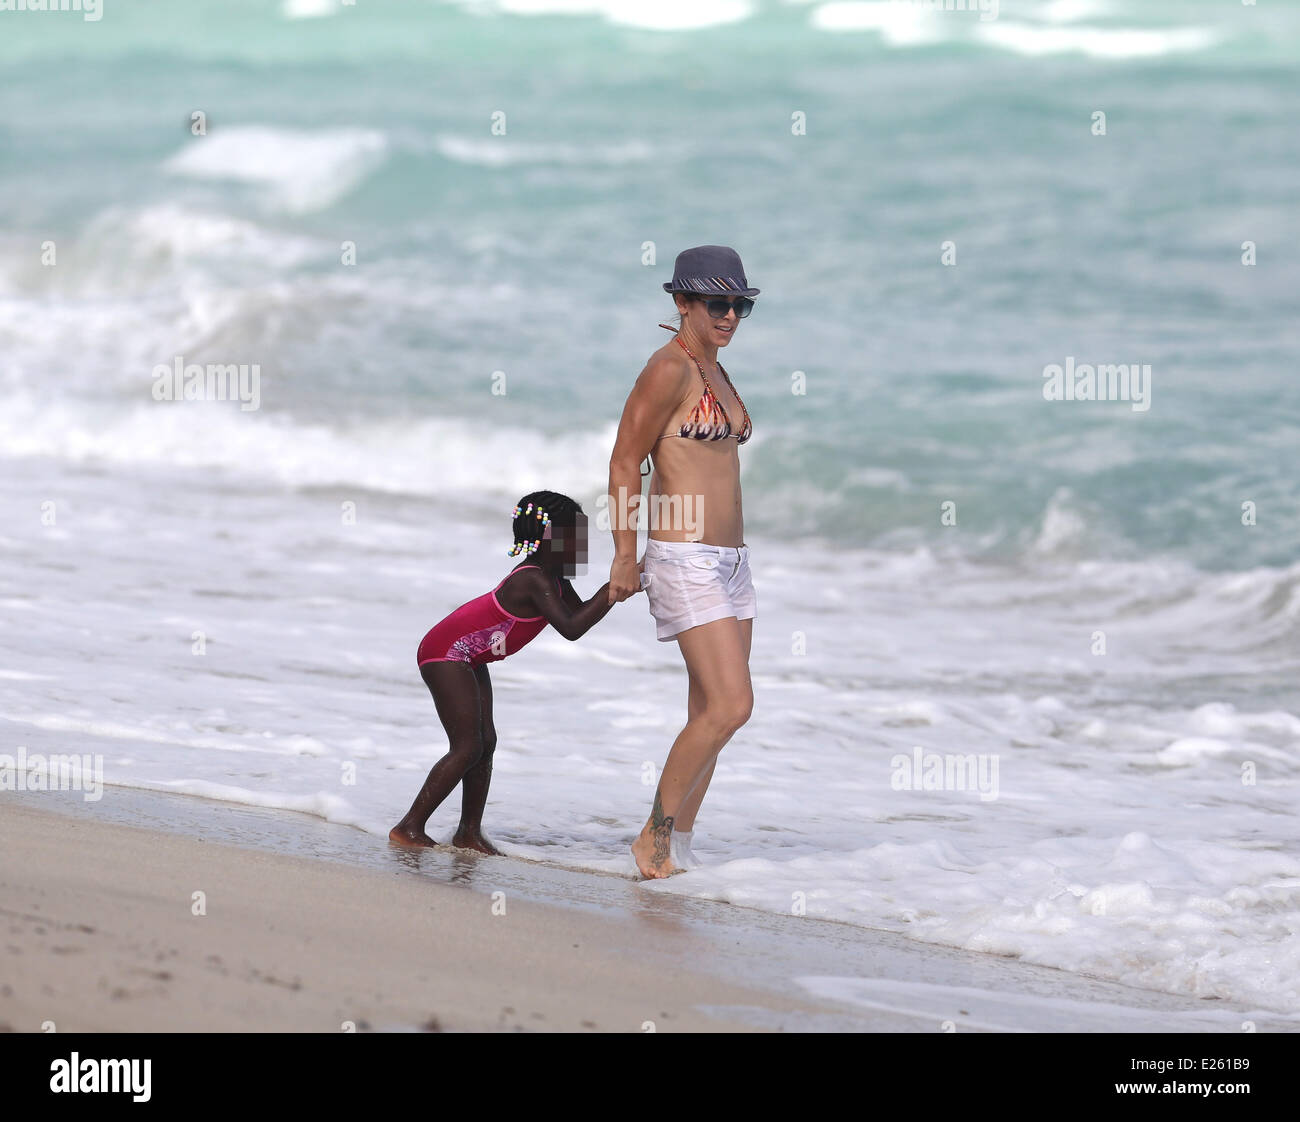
[
  {"left": 975, "top": 22, "right": 1218, "bottom": 59},
  {"left": 1028, "top": 486, "right": 1094, "bottom": 556},
  {"left": 808, "top": 1, "right": 1218, "bottom": 60},
  {"left": 86, "top": 204, "right": 324, "bottom": 268},
  {"left": 163, "top": 126, "right": 388, "bottom": 213},
  {"left": 810, "top": 2, "right": 951, "bottom": 45},
  {"left": 0, "top": 389, "right": 616, "bottom": 500},
  {"left": 282, "top": 0, "right": 339, "bottom": 18},
  {"left": 470, "top": 0, "right": 754, "bottom": 31}
]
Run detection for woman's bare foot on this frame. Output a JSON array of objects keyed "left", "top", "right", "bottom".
[
  {"left": 630, "top": 834, "right": 685, "bottom": 878},
  {"left": 451, "top": 830, "right": 502, "bottom": 856},
  {"left": 389, "top": 825, "right": 438, "bottom": 848},
  {"left": 630, "top": 791, "right": 684, "bottom": 879}
]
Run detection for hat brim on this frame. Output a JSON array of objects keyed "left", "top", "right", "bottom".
[{"left": 664, "top": 284, "right": 760, "bottom": 297}]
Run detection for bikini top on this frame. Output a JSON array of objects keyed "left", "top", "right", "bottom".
[{"left": 654, "top": 324, "right": 752, "bottom": 444}]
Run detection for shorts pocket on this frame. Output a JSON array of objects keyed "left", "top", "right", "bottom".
[{"left": 687, "top": 554, "right": 720, "bottom": 570}]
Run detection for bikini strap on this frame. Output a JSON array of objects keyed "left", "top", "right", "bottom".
[
  {"left": 672, "top": 333, "right": 718, "bottom": 393},
  {"left": 715, "top": 359, "right": 751, "bottom": 437}
]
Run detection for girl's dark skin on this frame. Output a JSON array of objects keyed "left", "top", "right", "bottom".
[{"left": 389, "top": 513, "right": 638, "bottom": 854}]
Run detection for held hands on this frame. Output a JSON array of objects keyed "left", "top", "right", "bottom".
[{"left": 609, "top": 555, "right": 645, "bottom": 604}]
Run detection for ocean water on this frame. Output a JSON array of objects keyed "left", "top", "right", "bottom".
[{"left": 2, "top": 0, "right": 1298, "bottom": 1015}]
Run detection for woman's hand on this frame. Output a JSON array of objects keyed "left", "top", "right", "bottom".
[{"left": 609, "top": 555, "right": 642, "bottom": 604}]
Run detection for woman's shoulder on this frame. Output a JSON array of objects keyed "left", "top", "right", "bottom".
[{"left": 636, "top": 344, "right": 692, "bottom": 393}]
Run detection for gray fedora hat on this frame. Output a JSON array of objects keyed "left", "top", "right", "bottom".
[{"left": 663, "top": 245, "right": 760, "bottom": 298}]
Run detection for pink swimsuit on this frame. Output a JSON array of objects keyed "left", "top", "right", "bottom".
[{"left": 417, "top": 565, "right": 560, "bottom": 667}]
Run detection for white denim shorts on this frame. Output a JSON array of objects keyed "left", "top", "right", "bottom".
[{"left": 640, "top": 538, "right": 756, "bottom": 641}]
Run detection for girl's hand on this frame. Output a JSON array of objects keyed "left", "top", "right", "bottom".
[{"left": 609, "top": 556, "right": 642, "bottom": 603}]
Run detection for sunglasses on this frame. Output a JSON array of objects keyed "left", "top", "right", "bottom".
[{"left": 691, "top": 295, "right": 755, "bottom": 319}]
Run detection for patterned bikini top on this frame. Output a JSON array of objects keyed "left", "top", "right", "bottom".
[{"left": 655, "top": 324, "right": 752, "bottom": 444}]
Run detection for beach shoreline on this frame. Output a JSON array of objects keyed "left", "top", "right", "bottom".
[
  {"left": 0, "top": 794, "right": 787, "bottom": 1032},
  {"left": 3, "top": 786, "right": 1295, "bottom": 1033}
]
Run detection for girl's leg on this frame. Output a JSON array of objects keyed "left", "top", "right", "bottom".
[
  {"left": 673, "top": 617, "right": 752, "bottom": 832},
  {"left": 389, "top": 660, "right": 486, "bottom": 847},
  {"left": 631, "top": 616, "right": 753, "bottom": 878},
  {"left": 452, "top": 663, "right": 501, "bottom": 855}
]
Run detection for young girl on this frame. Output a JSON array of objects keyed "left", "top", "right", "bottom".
[{"left": 390, "top": 491, "right": 635, "bottom": 854}]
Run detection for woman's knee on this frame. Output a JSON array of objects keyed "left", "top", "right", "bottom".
[
  {"left": 729, "top": 689, "right": 754, "bottom": 731},
  {"left": 700, "top": 691, "right": 753, "bottom": 738}
]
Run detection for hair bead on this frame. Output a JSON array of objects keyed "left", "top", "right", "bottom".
[{"left": 509, "top": 491, "right": 581, "bottom": 562}]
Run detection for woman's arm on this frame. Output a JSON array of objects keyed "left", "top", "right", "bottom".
[{"left": 607, "top": 354, "right": 688, "bottom": 603}]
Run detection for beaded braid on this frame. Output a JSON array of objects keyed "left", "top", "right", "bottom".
[
  {"left": 508, "top": 491, "right": 581, "bottom": 557},
  {"left": 508, "top": 501, "right": 550, "bottom": 557}
]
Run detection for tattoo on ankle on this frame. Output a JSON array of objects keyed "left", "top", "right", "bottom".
[{"left": 651, "top": 790, "right": 674, "bottom": 866}]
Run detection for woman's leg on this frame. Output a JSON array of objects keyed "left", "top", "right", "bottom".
[
  {"left": 631, "top": 616, "right": 753, "bottom": 877},
  {"left": 673, "top": 618, "right": 752, "bottom": 832},
  {"left": 389, "top": 660, "right": 486, "bottom": 847},
  {"left": 453, "top": 663, "right": 501, "bottom": 855}
]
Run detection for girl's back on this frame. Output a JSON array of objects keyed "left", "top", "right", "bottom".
[{"left": 417, "top": 565, "right": 562, "bottom": 667}]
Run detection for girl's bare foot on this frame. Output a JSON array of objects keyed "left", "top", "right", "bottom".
[
  {"left": 389, "top": 825, "right": 438, "bottom": 848},
  {"left": 452, "top": 830, "right": 502, "bottom": 856}
]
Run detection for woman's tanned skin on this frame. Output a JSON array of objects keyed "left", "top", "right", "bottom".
[{"left": 608, "top": 293, "right": 755, "bottom": 878}]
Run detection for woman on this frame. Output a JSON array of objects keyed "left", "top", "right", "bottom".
[{"left": 607, "top": 245, "right": 759, "bottom": 879}]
